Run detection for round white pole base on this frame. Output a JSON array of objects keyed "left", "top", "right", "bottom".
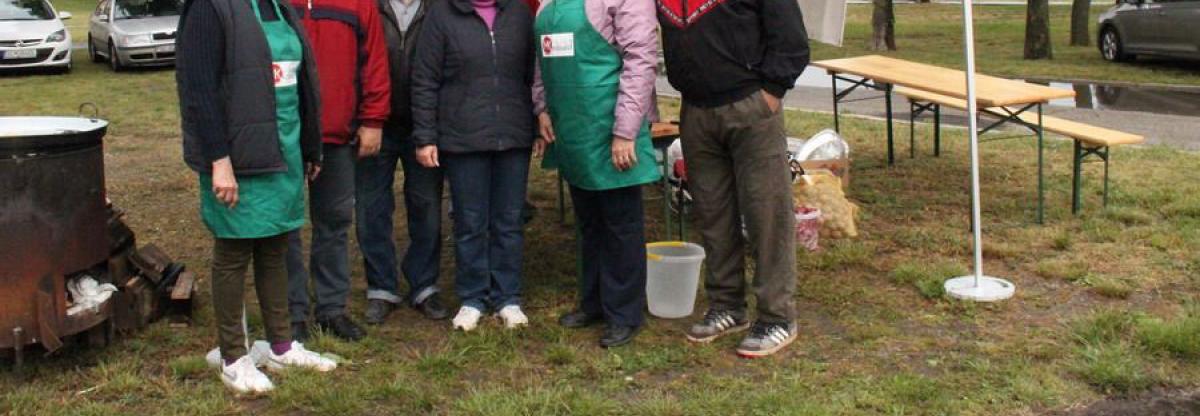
[{"left": 944, "top": 276, "right": 1015, "bottom": 302}]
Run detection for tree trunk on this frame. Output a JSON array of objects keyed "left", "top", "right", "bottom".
[
  {"left": 1024, "top": 0, "right": 1053, "bottom": 59},
  {"left": 871, "top": 0, "right": 897, "bottom": 51},
  {"left": 1070, "top": 0, "right": 1091, "bottom": 46}
]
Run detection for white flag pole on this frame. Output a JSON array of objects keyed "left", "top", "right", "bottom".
[{"left": 944, "top": 0, "right": 1015, "bottom": 302}]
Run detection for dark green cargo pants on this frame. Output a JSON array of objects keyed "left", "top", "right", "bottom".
[
  {"left": 212, "top": 233, "right": 292, "bottom": 360},
  {"left": 679, "top": 91, "right": 797, "bottom": 324}
]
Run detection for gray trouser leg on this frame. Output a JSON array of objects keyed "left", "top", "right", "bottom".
[
  {"left": 287, "top": 144, "right": 356, "bottom": 321},
  {"left": 680, "top": 92, "right": 797, "bottom": 324}
]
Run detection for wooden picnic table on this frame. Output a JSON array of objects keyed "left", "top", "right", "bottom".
[{"left": 811, "top": 55, "right": 1076, "bottom": 223}]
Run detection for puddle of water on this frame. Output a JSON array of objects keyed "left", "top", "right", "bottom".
[
  {"left": 794, "top": 66, "right": 1200, "bottom": 118},
  {"left": 1044, "top": 81, "right": 1200, "bottom": 118}
]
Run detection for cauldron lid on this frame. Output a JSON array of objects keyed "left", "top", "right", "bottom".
[
  {"left": 0, "top": 117, "right": 108, "bottom": 137},
  {"left": 0, "top": 117, "right": 108, "bottom": 152}
]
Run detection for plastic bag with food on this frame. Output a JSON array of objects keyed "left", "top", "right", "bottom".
[
  {"left": 792, "top": 170, "right": 858, "bottom": 239},
  {"left": 794, "top": 206, "right": 822, "bottom": 251}
]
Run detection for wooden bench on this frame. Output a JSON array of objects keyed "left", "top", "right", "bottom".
[{"left": 895, "top": 86, "right": 1145, "bottom": 215}]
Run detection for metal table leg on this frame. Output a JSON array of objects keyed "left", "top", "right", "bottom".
[
  {"left": 677, "top": 182, "right": 685, "bottom": 241},
  {"left": 1103, "top": 148, "right": 1110, "bottom": 208},
  {"left": 934, "top": 104, "right": 942, "bottom": 157},
  {"left": 885, "top": 83, "right": 895, "bottom": 166},
  {"left": 832, "top": 75, "right": 840, "bottom": 133},
  {"left": 1036, "top": 103, "right": 1045, "bottom": 225},
  {"left": 662, "top": 149, "right": 672, "bottom": 241},
  {"left": 558, "top": 172, "right": 566, "bottom": 224},
  {"left": 1072, "top": 140, "right": 1083, "bottom": 215},
  {"left": 909, "top": 100, "right": 916, "bottom": 159}
]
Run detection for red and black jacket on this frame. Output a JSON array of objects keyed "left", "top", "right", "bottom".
[
  {"left": 291, "top": 0, "right": 391, "bottom": 145},
  {"left": 656, "top": 0, "right": 810, "bottom": 108}
]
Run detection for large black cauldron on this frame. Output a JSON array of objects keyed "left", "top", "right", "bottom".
[{"left": 0, "top": 116, "right": 110, "bottom": 352}]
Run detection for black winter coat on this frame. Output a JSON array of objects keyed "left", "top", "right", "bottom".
[{"left": 410, "top": 0, "right": 535, "bottom": 153}]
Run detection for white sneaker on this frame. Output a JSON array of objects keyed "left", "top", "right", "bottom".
[
  {"left": 452, "top": 306, "right": 483, "bottom": 331},
  {"left": 205, "top": 341, "right": 270, "bottom": 369},
  {"left": 264, "top": 341, "right": 337, "bottom": 372},
  {"left": 496, "top": 305, "right": 528, "bottom": 329},
  {"left": 220, "top": 355, "right": 274, "bottom": 394}
]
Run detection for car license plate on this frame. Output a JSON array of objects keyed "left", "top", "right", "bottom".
[
  {"left": 155, "top": 44, "right": 174, "bottom": 53},
  {"left": 2, "top": 49, "right": 37, "bottom": 60}
]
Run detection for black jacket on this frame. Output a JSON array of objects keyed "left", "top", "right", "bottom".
[
  {"left": 410, "top": 0, "right": 535, "bottom": 153},
  {"left": 379, "top": 0, "right": 429, "bottom": 137},
  {"left": 176, "top": 0, "right": 323, "bottom": 174},
  {"left": 656, "top": 0, "right": 810, "bottom": 108}
]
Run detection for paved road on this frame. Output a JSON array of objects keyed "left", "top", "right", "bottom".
[{"left": 656, "top": 78, "right": 1200, "bottom": 151}]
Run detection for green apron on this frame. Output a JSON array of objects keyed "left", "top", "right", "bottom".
[
  {"left": 198, "top": 0, "right": 306, "bottom": 239},
  {"left": 536, "top": 0, "right": 660, "bottom": 191}
]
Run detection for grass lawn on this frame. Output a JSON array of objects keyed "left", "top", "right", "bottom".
[
  {"left": 3, "top": 50, "right": 1200, "bottom": 414},
  {"left": 814, "top": 3, "right": 1200, "bottom": 86}
]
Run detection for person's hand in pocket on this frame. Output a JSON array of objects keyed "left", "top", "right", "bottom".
[{"left": 762, "top": 90, "right": 781, "bottom": 114}]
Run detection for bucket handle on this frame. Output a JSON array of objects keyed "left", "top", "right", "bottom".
[
  {"left": 646, "top": 241, "right": 687, "bottom": 261},
  {"left": 78, "top": 102, "right": 101, "bottom": 121}
]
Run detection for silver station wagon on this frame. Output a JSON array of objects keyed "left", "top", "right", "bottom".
[
  {"left": 87, "top": 0, "right": 180, "bottom": 70},
  {"left": 1098, "top": 0, "right": 1200, "bottom": 62}
]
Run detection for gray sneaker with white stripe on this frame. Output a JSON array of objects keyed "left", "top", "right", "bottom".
[
  {"left": 686, "top": 309, "right": 750, "bottom": 343},
  {"left": 736, "top": 321, "right": 799, "bottom": 358}
]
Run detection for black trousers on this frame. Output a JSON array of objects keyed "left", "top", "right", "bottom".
[{"left": 569, "top": 184, "right": 647, "bottom": 328}]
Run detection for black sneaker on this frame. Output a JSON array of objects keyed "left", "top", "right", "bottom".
[
  {"left": 558, "top": 310, "right": 604, "bottom": 329},
  {"left": 315, "top": 314, "right": 366, "bottom": 342},
  {"left": 685, "top": 309, "right": 750, "bottom": 343},
  {"left": 291, "top": 321, "right": 311, "bottom": 343},
  {"left": 414, "top": 293, "right": 450, "bottom": 321},
  {"left": 364, "top": 299, "right": 398, "bottom": 325},
  {"left": 599, "top": 324, "right": 641, "bottom": 348},
  {"left": 736, "top": 321, "right": 798, "bottom": 358}
]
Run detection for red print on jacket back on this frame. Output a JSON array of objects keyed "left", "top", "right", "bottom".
[{"left": 656, "top": 0, "right": 725, "bottom": 28}]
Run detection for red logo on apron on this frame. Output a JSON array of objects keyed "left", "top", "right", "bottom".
[
  {"left": 273, "top": 63, "right": 283, "bottom": 84},
  {"left": 542, "top": 36, "right": 553, "bottom": 56}
]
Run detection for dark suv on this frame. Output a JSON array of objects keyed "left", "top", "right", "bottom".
[{"left": 1098, "top": 0, "right": 1200, "bottom": 62}]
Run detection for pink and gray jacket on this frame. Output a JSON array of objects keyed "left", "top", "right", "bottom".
[{"left": 531, "top": 0, "right": 659, "bottom": 141}]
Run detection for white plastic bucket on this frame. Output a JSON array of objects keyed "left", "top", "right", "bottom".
[{"left": 645, "top": 241, "right": 706, "bottom": 319}]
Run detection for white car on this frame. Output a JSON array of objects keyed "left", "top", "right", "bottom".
[
  {"left": 87, "top": 0, "right": 180, "bottom": 71},
  {"left": 0, "top": 0, "right": 72, "bottom": 72}
]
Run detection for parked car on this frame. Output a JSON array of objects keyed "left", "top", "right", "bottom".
[
  {"left": 87, "top": 0, "right": 180, "bottom": 71},
  {"left": 1098, "top": 0, "right": 1200, "bottom": 62},
  {"left": 0, "top": 0, "right": 72, "bottom": 72}
]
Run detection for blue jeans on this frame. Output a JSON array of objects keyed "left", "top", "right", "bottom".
[
  {"left": 442, "top": 148, "right": 531, "bottom": 312},
  {"left": 354, "top": 130, "right": 444, "bottom": 305}
]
